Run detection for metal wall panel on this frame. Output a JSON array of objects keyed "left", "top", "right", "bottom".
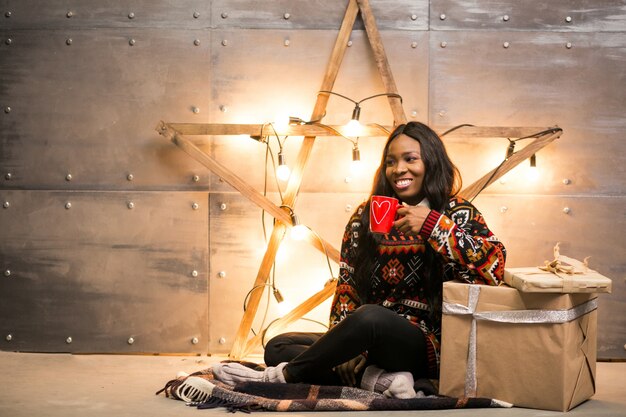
[
  {"left": 211, "top": 0, "right": 429, "bottom": 30},
  {"left": 0, "top": 0, "right": 212, "bottom": 29},
  {"left": 431, "top": 0, "right": 626, "bottom": 32},
  {"left": 0, "top": 28, "right": 212, "bottom": 190},
  {"left": 0, "top": 190, "right": 209, "bottom": 353},
  {"left": 430, "top": 31, "right": 626, "bottom": 196}
]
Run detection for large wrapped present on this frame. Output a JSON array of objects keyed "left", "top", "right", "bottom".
[
  {"left": 504, "top": 243, "right": 612, "bottom": 293},
  {"left": 439, "top": 281, "right": 597, "bottom": 411}
]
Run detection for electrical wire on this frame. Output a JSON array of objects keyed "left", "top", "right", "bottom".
[
  {"left": 261, "top": 316, "right": 329, "bottom": 349},
  {"left": 468, "top": 126, "right": 563, "bottom": 202},
  {"left": 440, "top": 124, "right": 476, "bottom": 137}
]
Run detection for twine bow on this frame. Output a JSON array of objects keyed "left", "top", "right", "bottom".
[{"left": 539, "top": 242, "right": 590, "bottom": 275}]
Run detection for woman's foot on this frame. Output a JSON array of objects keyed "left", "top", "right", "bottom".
[
  {"left": 360, "top": 365, "right": 416, "bottom": 399},
  {"left": 212, "top": 362, "right": 287, "bottom": 385}
]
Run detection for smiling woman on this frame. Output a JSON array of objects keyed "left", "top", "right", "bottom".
[{"left": 211, "top": 122, "right": 506, "bottom": 400}]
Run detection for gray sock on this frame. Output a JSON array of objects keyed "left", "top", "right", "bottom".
[
  {"left": 360, "top": 365, "right": 416, "bottom": 399},
  {"left": 212, "top": 362, "right": 287, "bottom": 385}
]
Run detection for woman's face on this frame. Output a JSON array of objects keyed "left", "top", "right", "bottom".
[{"left": 384, "top": 134, "right": 426, "bottom": 205}]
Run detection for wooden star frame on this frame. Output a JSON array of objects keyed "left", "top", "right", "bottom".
[{"left": 156, "top": 0, "right": 562, "bottom": 360}]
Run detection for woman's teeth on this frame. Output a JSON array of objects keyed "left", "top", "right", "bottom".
[{"left": 395, "top": 179, "right": 412, "bottom": 188}]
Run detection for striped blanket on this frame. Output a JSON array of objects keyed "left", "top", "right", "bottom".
[{"left": 156, "top": 362, "right": 510, "bottom": 412}]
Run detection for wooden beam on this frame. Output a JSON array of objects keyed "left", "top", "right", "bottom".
[
  {"left": 229, "top": 0, "right": 360, "bottom": 359},
  {"left": 357, "top": 0, "right": 406, "bottom": 126},
  {"left": 168, "top": 122, "right": 390, "bottom": 138},
  {"left": 459, "top": 129, "right": 562, "bottom": 200}
]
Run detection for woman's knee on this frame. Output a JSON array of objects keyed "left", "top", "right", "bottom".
[{"left": 349, "top": 304, "right": 392, "bottom": 328}]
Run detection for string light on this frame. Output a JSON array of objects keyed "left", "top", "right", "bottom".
[
  {"left": 276, "top": 152, "right": 290, "bottom": 181},
  {"left": 350, "top": 143, "right": 362, "bottom": 174}
]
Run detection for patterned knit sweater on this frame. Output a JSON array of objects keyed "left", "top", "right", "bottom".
[{"left": 329, "top": 196, "right": 506, "bottom": 378}]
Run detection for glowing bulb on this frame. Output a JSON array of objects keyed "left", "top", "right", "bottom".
[
  {"left": 276, "top": 152, "right": 290, "bottom": 181},
  {"left": 526, "top": 166, "right": 540, "bottom": 182},
  {"left": 276, "top": 164, "right": 291, "bottom": 181},
  {"left": 291, "top": 224, "right": 308, "bottom": 241},
  {"left": 344, "top": 119, "right": 362, "bottom": 137},
  {"left": 273, "top": 113, "right": 290, "bottom": 132},
  {"left": 350, "top": 146, "right": 362, "bottom": 174},
  {"left": 277, "top": 299, "right": 294, "bottom": 316}
]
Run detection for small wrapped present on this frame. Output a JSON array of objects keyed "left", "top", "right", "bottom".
[
  {"left": 504, "top": 243, "right": 612, "bottom": 293},
  {"left": 439, "top": 281, "right": 597, "bottom": 411}
]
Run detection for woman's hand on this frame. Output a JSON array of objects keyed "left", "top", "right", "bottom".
[
  {"left": 394, "top": 205, "right": 431, "bottom": 236},
  {"left": 333, "top": 354, "right": 367, "bottom": 387}
]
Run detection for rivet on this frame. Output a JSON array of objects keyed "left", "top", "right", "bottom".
[
  {"left": 128, "top": 12, "right": 135, "bottom": 19},
  {"left": 221, "top": 12, "right": 228, "bottom": 19},
  {"left": 127, "top": 201, "right": 134, "bottom": 209},
  {"left": 5, "top": 173, "right": 11, "bottom": 180},
  {"left": 65, "top": 174, "right": 72, "bottom": 181},
  {"left": 503, "top": 15, "right": 510, "bottom": 21},
  {"left": 440, "top": 41, "right": 447, "bottom": 48},
  {"left": 193, "top": 39, "right": 200, "bottom": 46},
  {"left": 345, "top": 204, "right": 352, "bottom": 212},
  {"left": 219, "top": 105, "right": 227, "bottom": 112},
  {"left": 411, "top": 14, "right": 418, "bottom": 20},
  {"left": 438, "top": 110, "right": 446, "bottom": 117},
  {"left": 191, "top": 270, "right": 199, "bottom": 277},
  {"left": 347, "top": 40, "right": 353, "bottom": 47},
  {"left": 3, "top": 201, "right": 9, "bottom": 209},
  {"left": 4, "top": 270, "right": 10, "bottom": 277},
  {"left": 191, "top": 337, "right": 199, "bottom": 345},
  {"left": 192, "top": 202, "right": 199, "bottom": 210},
  {"left": 217, "top": 271, "right": 226, "bottom": 278},
  {"left": 221, "top": 39, "right": 228, "bottom": 46},
  {"left": 5, "top": 38, "right": 12, "bottom": 45},
  {"left": 127, "top": 337, "right": 134, "bottom": 345},
  {"left": 565, "top": 16, "right": 572, "bottom": 23},
  {"left": 127, "top": 173, "right": 134, "bottom": 181},
  {"left": 66, "top": 337, "right": 72, "bottom": 344},
  {"left": 5, "top": 11, "right": 11, "bottom": 18},
  {"left": 283, "top": 13, "right": 291, "bottom": 20},
  {"left": 129, "top": 38, "right": 136, "bottom": 46},
  {"left": 344, "top": 176, "right": 352, "bottom": 183},
  {"left": 566, "top": 42, "right": 573, "bottom": 49},
  {"left": 192, "top": 175, "right": 200, "bottom": 182},
  {"left": 4, "top": 106, "right": 11, "bottom": 113},
  {"left": 193, "top": 12, "right": 200, "bottom": 18},
  {"left": 411, "top": 41, "right": 417, "bottom": 48},
  {"left": 65, "top": 202, "right": 72, "bottom": 209},
  {"left": 503, "top": 41, "right": 510, "bottom": 48},
  {"left": 562, "top": 178, "right": 571, "bottom": 185},
  {"left": 411, "top": 110, "right": 418, "bottom": 118},
  {"left": 192, "top": 106, "right": 200, "bottom": 114},
  {"left": 65, "top": 38, "right": 73, "bottom": 46},
  {"left": 284, "top": 39, "right": 290, "bottom": 47},
  {"left": 563, "top": 207, "right": 571, "bottom": 214},
  {"left": 66, "top": 11, "right": 73, "bottom": 18},
  {"left": 219, "top": 203, "right": 227, "bottom": 211},
  {"left": 6, "top": 334, "right": 12, "bottom": 341},
  {"left": 439, "top": 14, "right": 446, "bottom": 20},
  {"left": 500, "top": 206, "right": 508, "bottom": 213},
  {"left": 218, "top": 337, "right": 226, "bottom": 345}
]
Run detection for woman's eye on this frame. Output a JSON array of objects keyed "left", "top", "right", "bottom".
[{"left": 384, "top": 159, "right": 395, "bottom": 167}]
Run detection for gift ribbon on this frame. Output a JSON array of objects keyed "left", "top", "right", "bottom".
[
  {"left": 535, "top": 243, "right": 591, "bottom": 292},
  {"left": 442, "top": 285, "right": 598, "bottom": 397}
]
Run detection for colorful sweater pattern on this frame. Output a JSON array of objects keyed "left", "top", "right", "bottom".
[{"left": 329, "top": 196, "right": 506, "bottom": 378}]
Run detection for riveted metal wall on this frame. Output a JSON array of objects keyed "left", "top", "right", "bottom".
[{"left": 0, "top": 0, "right": 624, "bottom": 358}]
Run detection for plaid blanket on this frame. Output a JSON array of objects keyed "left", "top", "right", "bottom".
[{"left": 156, "top": 362, "right": 511, "bottom": 412}]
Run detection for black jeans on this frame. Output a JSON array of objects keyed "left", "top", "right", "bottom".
[{"left": 264, "top": 304, "right": 427, "bottom": 385}]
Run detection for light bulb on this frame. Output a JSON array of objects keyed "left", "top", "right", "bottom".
[
  {"left": 276, "top": 152, "right": 290, "bottom": 181},
  {"left": 526, "top": 154, "right": 539, "bottom": 181},
  {"left": 291, "top": 224, "right": 308, "bottom": 241},
  {"left": 276, "top": 164, "right": 290, "bottom": 181},
  {"left": 344, "top": 119, "right": 362, "bottom": 137},
  {"left": 350, "top": 146, "right": 362, "bottom": 174},
  {"left": 273, "top": 113, "right": 290, "bottom": 132}
]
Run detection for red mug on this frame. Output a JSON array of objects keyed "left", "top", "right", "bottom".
[{"left": 369, "top": 195, "right": 400, "bottom": 234}]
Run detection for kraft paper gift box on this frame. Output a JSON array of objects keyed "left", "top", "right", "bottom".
[
  {"left": 439, "top": 281, "right": 597, "bottom": 411},
  {"left": 504, "top": 244, "right": 611, "bottom": 293}
]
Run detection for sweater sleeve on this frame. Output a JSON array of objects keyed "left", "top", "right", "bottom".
[
  {"left": 329, "top": 206, "right": 365, "bottom": 328},
  {"left": 418, "top": 197, "right": 506, "bottom": 286}
]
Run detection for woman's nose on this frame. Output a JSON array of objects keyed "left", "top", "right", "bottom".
[{"left": 394, "top": 161, "right": 407, "bottom": 174}]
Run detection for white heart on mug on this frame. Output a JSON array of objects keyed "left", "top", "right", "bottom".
[{"left": 372, "top": 200, "right": 391, "bottom": 225}]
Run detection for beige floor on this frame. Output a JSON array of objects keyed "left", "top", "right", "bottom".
[{"left": 0, "top": 352, "right": 624, "bottom": 417}]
